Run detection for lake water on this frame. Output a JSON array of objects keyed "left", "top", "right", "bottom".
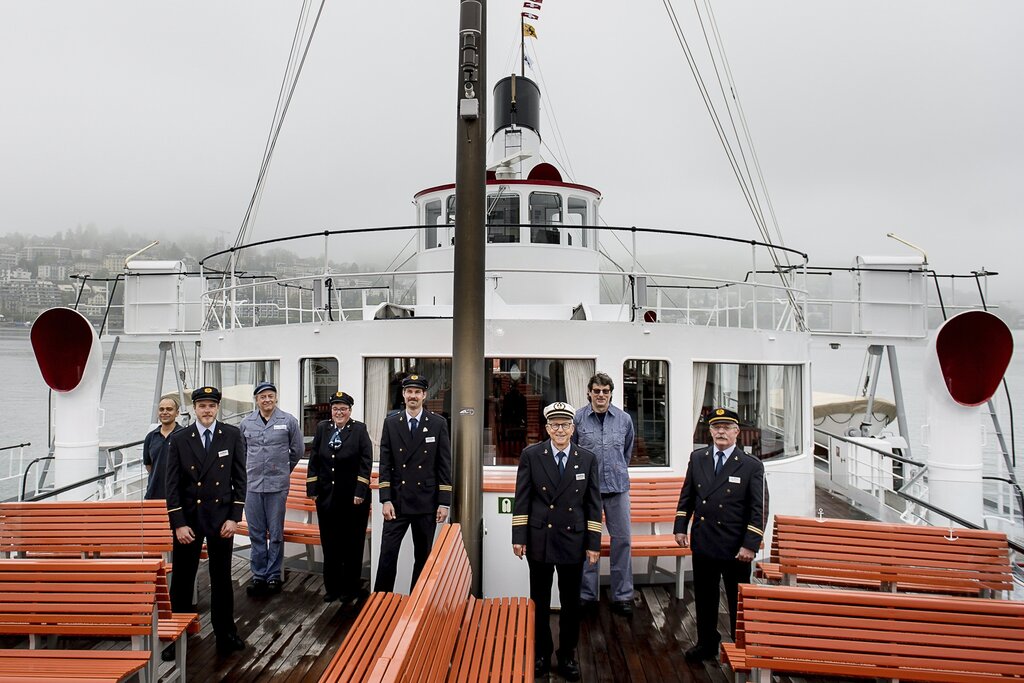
[{"left": 1, "top": 326, "right": 1022, "bottom": 495}]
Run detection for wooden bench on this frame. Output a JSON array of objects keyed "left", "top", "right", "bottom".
[
  {"left": 0, "top": 558, "right": 164, "bottom": 683},
  {"left": 599, "top": 477, "right": 691, "bottom": 598},
  {"left": 320, "top": 523, "right": 534, "bottom": 682},
  {"left": 758, "top": 515, "right": 1014, "bottom": 597},
  {"left": 155, "top": 561, "right": 201, "bottom": 681},
  {"left": 722, "top": 583, "right": 1024, "bottom": 682},
  {"left": 0, "top": 499, "right": 173, "bottom": 559}
]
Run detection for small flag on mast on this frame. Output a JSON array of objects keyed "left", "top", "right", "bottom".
[
  {"left": 523, "top": 23, "right": 538, "bottom": 39},
  {"left": 521, "top": 12, "right": 539, "bottom": 20},
  {"left": 524, "top": 1, "right": 542, "bottom": 9}
]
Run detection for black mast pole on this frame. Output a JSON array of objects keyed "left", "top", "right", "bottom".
[{"left": 452, "top": 0, "right": 486, "bottom": 596}]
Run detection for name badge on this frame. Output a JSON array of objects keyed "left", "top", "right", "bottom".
[
  {"left": 273, "top": 424, "right": 288, "bottom": 430},
  {"left": 426, "top": 436, "right": 436, "bottom": 443},
  {"left": 728, "top": 475, "right": 741, "bottom": 483},
  {"left": 575, "top": 473, "right": 586, "bottom": 481},
  {"left": 218, "top": 449, "right": 229, "bottom": 457}
]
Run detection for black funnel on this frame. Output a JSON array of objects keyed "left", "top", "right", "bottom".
[{"left": 492, "top": 75, "right": 541, "bottom": 136}]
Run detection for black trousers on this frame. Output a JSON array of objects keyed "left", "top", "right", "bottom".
[
  {"left": 317, "top": 497, "right": 371, "bottom": 597},
  {"left": 692, "top": 552, "right": 751, "bottom": 648},
  {"left": 528, "top": 558, "right": 584, "bottom": 661},
  {"left": 373, "top": 513, "right": 436, "bottom": 593},
  {"left": 170, "top": 531, "right": 237, "bottom": 638}
]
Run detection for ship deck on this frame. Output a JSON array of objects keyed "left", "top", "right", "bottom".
[{"left": 7, "top": 489, "right": 868, "bottom": 682}]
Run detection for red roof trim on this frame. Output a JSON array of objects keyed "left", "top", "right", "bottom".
[{"left": 414, "top": 178, "right": 601, "bottom": 200}]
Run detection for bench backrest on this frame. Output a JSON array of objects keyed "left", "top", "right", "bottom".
[
  {"left": 0, "top": 558, "right": 161, "bottom": 638},
  {"left": 771, "top": 515, "right": 1013, "bottom": 594},
  {"left": 737, "top": 583, "right": 1024, "bottom": 680},
  {"left": 626, "top": 477, "right": 684, "bottom": 525},
  {"left": 289, "top": 462, "right": 317, "bottom": 515},
  {"left": 371, "top": 524, "right": 471, "bottom": 683},
  {"left": 0, "top": 500, "right": 172, "bottom": 558}
]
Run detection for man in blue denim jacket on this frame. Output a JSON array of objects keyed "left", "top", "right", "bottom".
[
  {"left": 239, "top": 382, "right": 304, "bottom": 596},
  {"left": 573, "top": 371, "right": 636, "bottom": 615}
]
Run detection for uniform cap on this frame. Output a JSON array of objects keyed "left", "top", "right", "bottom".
[
  {"left": 191, "top": 386, "right": 222, "bottom": 404},
  {"left": 543, "top": 401, "right": 575, "bottom": 422},
  {"left": 329, "top": 391, "right": 354, "bottom": 406},
  {"left": 707, "top": 407, "right": 739, "bottom": 425},
  {"left": 253, "top": 381, "right": 277, "bottom": 396},
  {"left": 401, "top": 374, "right": 429, "bottom": 390}
]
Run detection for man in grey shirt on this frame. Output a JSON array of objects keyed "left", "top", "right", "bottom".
[
  {"left": 239, "top": 382, "right": 303, "bottom": 596},
  {"left": 573, "top": 371, "right": 636, "bottom": 615}
]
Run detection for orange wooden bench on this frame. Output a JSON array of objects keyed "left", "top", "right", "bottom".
[
  {"left": 155, "top": 562, "right": 201, "bottom": 681},
  {"left": 722, "top": 583, "right": 1024, "bottom": 682},
  {"left": 758, "top": 515, "right": 1013, "bottom": 597},
  {"left": 599, "top": 477, "right": 691, "bottom": 598},
  {"left": 0, "top": 499, "right": 173, "bottom": 559},
  {"left": 320, "top": 523, "right": 534, "bottom": 682},
  {"left": 0, "top": 558, "right": 165, "bottom": 683}
]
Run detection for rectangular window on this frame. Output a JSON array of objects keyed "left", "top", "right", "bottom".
[
  {"left": 300, "top": 357, "right": 339, "bottom": 443},
  {"left": 487, "top": 193, "right": 521, "bottom": 243},
  {"left": 424, "top": 200, "right": 442, "bottom": 249},
  {"left": 529, "top": 192, "right": 561, "bottom": 244},
  {"left": 363, "top": 357, "right": 593, "bottom": 466},
  {"left": 202, "top": 360, "right": 279, "bottom": 424},
  {"left": 692, "top": 362, "right": 803, "bottom": 460},
  {"left": 567, "top": 196, "right": 588, "bottom": 248},
  {"left": 623, "top": 359, "right": 669, "bottom": 466}
]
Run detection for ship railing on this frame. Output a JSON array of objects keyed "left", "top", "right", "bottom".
[
  {"left": 0, "top": 443, "right": 31, "bottom": 503},
  {"left": 100, "top": 439, "right": 147, "bottom": 501},
  {"left": 192, "top": 223, "right": 812, "bottom": 332}
]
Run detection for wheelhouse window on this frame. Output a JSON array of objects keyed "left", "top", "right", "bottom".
[
  {"left": 487, "top": 192, "right": 521, "bottom": 243},
  {"left": 529, "top": 192, "right": 561, "bottom": 245},
  {"left": 363, "top": 357, "right": 594, "bottom": 465},
  {"left": 424, "top": 199, "right": 442, "bottom": 249},
  {"left": 692, "top": 362, "right": 803, "bottom": 460},
  {"left": 623, "top": 359, "right": 669, "bottom": 466},
  {"left": 567, "top": 196, "right": 588, "bottom": 248},
  {"left": 300, "top": 357, "right": 339, "bottom": 444},
  {"left": 202, "top": 360, "right": 279, "bottom": 424}
]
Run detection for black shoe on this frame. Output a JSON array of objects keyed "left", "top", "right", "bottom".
[
  {"left": 684, "top": 644, "right": 717, "bottom": 661},
  {"left": 611, "top": 599, "right": 633, "bottom": 616},
  {"left": 534, "top": 655, "right": 550, "bottom": 677},
  {"left": 323, "top": 593, "right": 338, "bottom": 603},
  {"left": 246, "top": 579, "right": 267, "bottom": 597},
  {"left": 216, "top": 633, "right": 246, "bottom": 655},
  {"left": 267, "top": 579, "right": 283, "bottom": 594},
  {"left": 557, "top": 656, "right": 581, "bottom": 681},
  {"left": 160, "top": 644, "right": 176, "bottom": 662},
  {"left": 580, "top": 599, "right": 599, "bottom": 616}
]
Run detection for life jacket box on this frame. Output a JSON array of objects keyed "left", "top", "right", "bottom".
[
  {"left": 123, "top": 260, "right": 205, "bottom": 334},
  {"left": 853, "top": 255, "right": 927, "bottom": 337}
]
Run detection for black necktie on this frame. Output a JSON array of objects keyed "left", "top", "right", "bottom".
[
  {"left": 410, "top": 417, "right": 419, "bottom": 433},
  {"left": 204, "top": 430, "right": 212, "bottom": 454},
  {"left": 715, "top": 450, "right": 725, "bottom": 475},
  {"left": 557, "top": 452, "right": 566, "bottom": 477}
]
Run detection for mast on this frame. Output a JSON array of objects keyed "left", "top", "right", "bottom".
[{"left": 452, "top": 0, "right": 486, "bottom": 596}]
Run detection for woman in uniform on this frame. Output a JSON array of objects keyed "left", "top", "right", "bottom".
[{"left": 307, "top": 391, "right": 373, "bottom": 603}]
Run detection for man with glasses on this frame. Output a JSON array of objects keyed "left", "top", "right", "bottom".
[
  {"left": 674, "top": 407, "right": 765, "bottom": 661},
  {"left": 573, "top": 371, "right": 636, "bottom": 615},
  {"left": 512, "top": 402, "right": 602, "bottom": 682}
]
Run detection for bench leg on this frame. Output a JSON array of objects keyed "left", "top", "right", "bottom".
[
  {"left": 751, "top": 667, "right": 772, "bottom": 683},
  {"left": 175, "top": 635, "right": 188, "bottom": 683},
  {"left": 306, "top": 543, "right": 315, "bottom": 572},
  {"left": 675, "top": 556, "right": 685, "bottom": 600}
]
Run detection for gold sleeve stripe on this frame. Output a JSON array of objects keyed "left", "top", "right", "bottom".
[
  {"left": 379, "top": 481, "right": 391, "bottom": 488},
  {"left": 747, "top": 525, "right": 763, "bottom": 536},
  {"left": 676, "top": 511, "right": 687, "bottom": 517},
  {"left": 512, "top": 519, "right": 528, "bottom": 526},
  {"left": 511, "top": 515, "right": 529, "bottom": 520},
  {"left": 356, "top": 476, "right": 370, "bottom": 485},
  {"left": 234, "top": 501, "right": 245, "bottom": 505},
  {"left": 587, "top": 522, "right": 603, "bottom": 532},
  {"left": 167, "top": 507, "right": 182, "bottom": 513},
  {"left": 439, "top": 485, "right": 453, "bottom": 491},
  {"left": 306, "top": 476, "right": 318, "bottom": 483}
]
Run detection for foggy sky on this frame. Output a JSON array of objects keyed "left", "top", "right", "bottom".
[{"left": 1, "top": 1, "right": 1021, "bottom": 298}]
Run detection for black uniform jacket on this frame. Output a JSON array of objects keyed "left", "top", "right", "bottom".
[
  {"left": 512, "top": 441, "right": 602, "bottom": 564},
  {"left": 166, "top": 422, "right": 247, "bottom": 537},
  {"left": 378, "top": 410, "right": 452, "bottom": 515},
  {"left": 306, "top": 419, "right": 373, "bottom": 507},
  {"left": 673, "top": 445, "right": 765, "bottom": 560}
]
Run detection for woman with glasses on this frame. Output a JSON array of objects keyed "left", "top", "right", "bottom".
[{"left": 307, "top": 391, "right": 373, "bottom": 604}]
